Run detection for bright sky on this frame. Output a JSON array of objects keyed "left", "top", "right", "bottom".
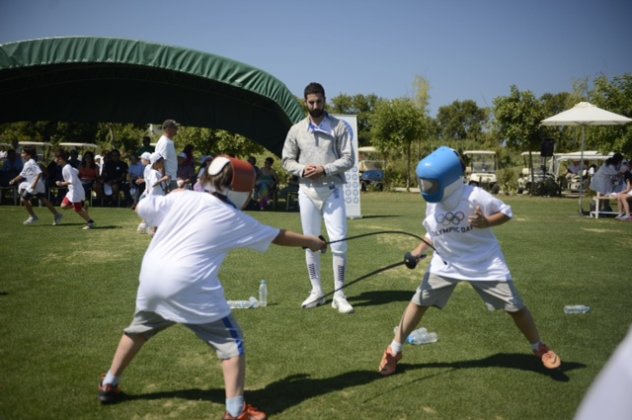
[{"left": 1, "top": 0, "right": 630, "bottom": 115}]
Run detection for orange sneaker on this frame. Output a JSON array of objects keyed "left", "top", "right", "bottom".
[
  {"left": 98, "top": 378, "right": 121, "bottom": 404},
  {"left": 223, "top": 403, "right": 267, "bottom": 420},
  {"left": 534, "top": 343, "right": 561, "bottom": 369},
  {"left": 378, "top": 346, "right": 402, "bottom": 376}
]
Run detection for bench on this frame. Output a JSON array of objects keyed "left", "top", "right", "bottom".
[{"left": 590, "top": 193, "right": 619, "bottom": 218}]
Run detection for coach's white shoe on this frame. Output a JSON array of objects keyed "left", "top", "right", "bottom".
[
  {"left": 332, "top": 296, "right": 354, "bottom": 314},
  {"left": 301, "top": 290, "right": 325, "bottom": 309}
]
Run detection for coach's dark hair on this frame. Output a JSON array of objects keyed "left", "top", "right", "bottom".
[{"left": 304, "top": 82, "right": 325, "bottom": 99}]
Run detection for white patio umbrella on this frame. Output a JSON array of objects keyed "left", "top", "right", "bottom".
[{"left": 541, "top": 101, "right": 631, "bottom": 214}]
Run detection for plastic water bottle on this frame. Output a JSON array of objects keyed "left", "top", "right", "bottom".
[
  {"left": 564, "top": 305, "right": 591, "bottom": 314},
  {"left": 228, "top": 296, "right": 259, "bottom": 309},
  {"left": 406, "top": 327, "right": 438, "bottom": 345},
  {"left": 258, "top": 280, "right": 268, "bottom": 308}
]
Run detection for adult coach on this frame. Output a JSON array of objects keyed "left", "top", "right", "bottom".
[
  {"left": 154, "top": 119, "right": 179, "bottom": 191},
  {"left": 282, "top": 82, "right": 355, "bottom": 314}
]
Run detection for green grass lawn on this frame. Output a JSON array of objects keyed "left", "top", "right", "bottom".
[{"left": 1, "top": 193, "right": 631, "bottom": 419}]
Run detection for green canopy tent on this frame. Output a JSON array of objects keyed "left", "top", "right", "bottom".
[{"left": 0, "top": 37, "right": 304, "bottom": 156}]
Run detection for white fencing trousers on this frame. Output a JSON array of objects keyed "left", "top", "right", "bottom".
[{"left": 299, "top": 185, "right": 348, "bottom": 296}]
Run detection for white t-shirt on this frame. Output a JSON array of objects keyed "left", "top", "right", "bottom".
[
  {"left": 135, "top": 191, "right": 280, "bottom": 324},
  {"left": 423, "top": 185, "right": 513, "bottom": 281},
  {"left": 62, "top": 163, "right": 85, "bottom": 203},
  {"left": 18, "top": 159, "right": 46, "bottom": 194},
  {"left": 154, "top": 135, "right": 177, "bottom": 180},
  {"left": 145, "top": 168, "right": 166, "bottom": 197}
]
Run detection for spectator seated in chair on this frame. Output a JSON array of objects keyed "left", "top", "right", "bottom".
[{"left": 101, "top": 149, "right": 131, "bottom": 206}]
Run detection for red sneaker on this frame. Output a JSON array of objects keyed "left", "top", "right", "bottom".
[
  {"left": 378, "top": 346, "right": 402, "bottom": 376},
  {"left": 223, "top": 403, "right": 267, "bottom": 420},
  {"left": 534, "top": 343, "right": 561, "bottom": 369}
]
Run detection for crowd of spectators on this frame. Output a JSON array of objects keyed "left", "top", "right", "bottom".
[{"left": 1, "top": 135, "right": 283, "bottom": 212}]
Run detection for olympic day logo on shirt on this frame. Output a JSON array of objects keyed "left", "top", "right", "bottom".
[{"left": 431, "top": 211, "right": 473, "bottom": 236}]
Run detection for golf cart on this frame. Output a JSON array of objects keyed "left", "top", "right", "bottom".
[
  {"left": 517, "top": 151, "right": 560, "bottom": 196},
  {"left": 18, "top": 141, "right": 53, "bottom": 161},
  {"left": 59, "top": 142, "right": 99, "bottom": 160},
  {"left": 358, "top": 146, "right": 385, "bottom": 191},
  {"left": 463, "top": 150, "right": 500, "bottom": 194},
  {"left": 551, "top": 151, "right": 613, "bottom": 196}
]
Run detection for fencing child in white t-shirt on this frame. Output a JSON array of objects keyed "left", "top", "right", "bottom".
[
  {"left": 9, "top": 146, "right": 62, "bottom": 225},
  {"left": 378, "top": 146, "right": 561, "bottom": 377},
  {"left": 98, "top": 156, "right": 326, "bottom": 419},
  {"left": 54, "top": 150, "right": 96, "bottom": 230}
]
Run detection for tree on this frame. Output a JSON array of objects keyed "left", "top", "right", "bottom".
[
  {"left": 371, "top": 98, "right": 425, "bottom": 190},
  {"left": 493, "top": 85, "right": 545, "bottom": 151},
  {"left": 540, "top": 92, "right": 574, "bottom": 150},
  {"left": 494, "top": 86, "right": 548, "bottom": 195},
  {"left": 589, "top": 73, "right": 632, "bottom": 155},
  {"left": 329, "top": 94, "right": 382, "bottom": 147},
  {"left": 176, "top": 127, "right": 265, "bottom": 158},
  {"left": 436, "top": 100, "right": 488, "bottom": 142}
]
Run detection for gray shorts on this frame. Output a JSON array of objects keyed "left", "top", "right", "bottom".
[
  {"left": 411, "top": 272, "right": 525, "bottom": 312},
  {"left": 124, "top": 310, "right": 245, "bottom": 360}
]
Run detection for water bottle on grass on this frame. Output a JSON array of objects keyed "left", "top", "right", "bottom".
[
  {"left": 258, "top": 280, "right": 268, "bottom": 307},
  {"left": 564, "top": 305, "right": 591, "bottom": 314},
  {"left": 406, "top": 327, "right": 438, "bottom": 345}
]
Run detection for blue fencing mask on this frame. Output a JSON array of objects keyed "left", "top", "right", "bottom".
[{"left": 416, "top": 146, "right": 465, "bottom": 205}]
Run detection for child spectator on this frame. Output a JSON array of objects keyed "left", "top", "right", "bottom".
[
  {"left": 79, "top": 151, "right": 103, "bottom": 204},
  {"left": 176, "top": 144, "right": 196, "bottom": 189},
  {"left": 128, "top": 154, "right": 145, "bottom": 209},
  {"left": 54, "top": 150, "right": 96, "bottom": 230},
  {"left": 193, "top": 155, "right": 213, "bottom": 192},
  {"left": 615, "top": 161, "right": 632, "bottom": 221},
  {"left": 256, "top": 157, "right": 279, "bottom": 210},
  {"left": 101, "top": 149, "right": 130, "bottom": 206},
  {"left": 9, "top": 147, "right": 63, "bottom": 225},
  {"left": 135, "top": 152, "right": 152, "bottom": 234},
  {"left": 98, "top": 156, "right": 326, "bottom": 419},
  {"left": 0, "top": 149, "right": 23, "bottom": 187},
  {"left": 138, "top": 152, "right": 169, "bottom": 235},
  {"left": 147, "top": 152, "right": 169, "bottom": 197}
]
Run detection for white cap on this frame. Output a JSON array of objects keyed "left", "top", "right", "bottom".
[{"left": 140, "top": 152, "right": 152, "bottom": 161}]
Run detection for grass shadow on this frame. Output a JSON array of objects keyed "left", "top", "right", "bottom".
[
  {"left": 348, "top": 290, "right": 414, "bottom": 307},
  {"left": 23, "top": 223, "right": 122, "bottom": 230},
  {"left": 396, "top": 352, "right": 584, "bottom": 382},
  {"left": 118, "top": 353, "right": 583, "bottom": 413}
]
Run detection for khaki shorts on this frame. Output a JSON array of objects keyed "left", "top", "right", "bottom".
[
  {"left": 124, "top": 310, "right": 245, "bottom": 360},
  {"left": 411, "top": 272, "right": 525, "bottom": 312}
]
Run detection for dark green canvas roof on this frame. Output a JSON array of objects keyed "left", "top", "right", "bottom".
[{"left": 0, "top": 37, "right": 305, "bottom": 156}]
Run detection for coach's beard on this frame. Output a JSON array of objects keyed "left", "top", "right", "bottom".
[{"left": 308, "top": 108, "right": 324, "bottom": 119}]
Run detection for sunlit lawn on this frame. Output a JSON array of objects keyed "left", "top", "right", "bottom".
[{"left": 1, "top": 192, "right": 631, "bottom": 419}]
